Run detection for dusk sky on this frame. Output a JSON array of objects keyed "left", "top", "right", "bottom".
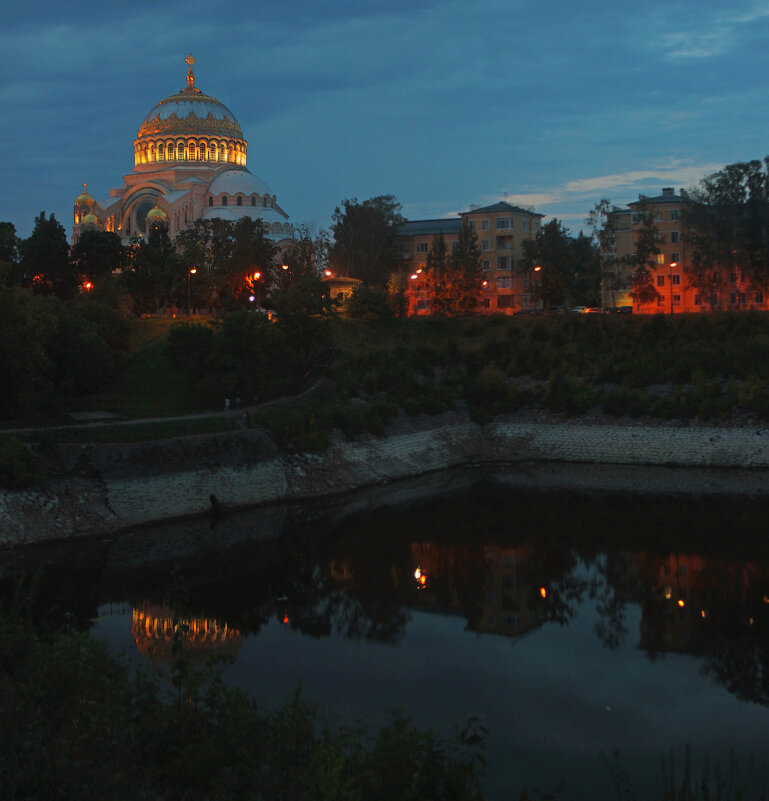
[{"left": 3, "top": 0, "right": 769, "bottom": 239}]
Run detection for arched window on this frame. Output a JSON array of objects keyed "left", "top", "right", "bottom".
[
  {"left": 208, "top": 196, "right": 213, "bottom": 207},
  {"left": 176, "top": 142, "right": 185, "bottom": 160},
  {"left": 222, "top": 196, "right": 228, "bottom": 207},
  {"left": 156, "top": 144, "right": 163, "bottom": 162},
  {"left": 237, "top": 196, "right": 243, "bottom": 206},
  {"left": 229, "top": 148, "right": 236, "bottom": 163},
  {"left": 200, "top": 142, "right": 207, "bottom": 161},
  {"left": 166, "top": 142, "right": 173, "bottom": 161},
  {"left": 251, "top": 197, "right": 256, "bottom": 206},
  {"left": 263, "top": 197, "right": 268, "bottom": 208}
]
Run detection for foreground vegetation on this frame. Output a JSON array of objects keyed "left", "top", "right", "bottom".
[
  {"left": 5, "top": 309, "right": 769, "bottom": 487},
  {"left": 0, "top": 600, "right": 486, "bottom": 801}
]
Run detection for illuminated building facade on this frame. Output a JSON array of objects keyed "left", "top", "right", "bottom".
[
  {"left": 72, "top": 55, "right": 294, "bottom": 249},
  {"left": 609, "top": 188, "right": 769, "bottom": 313},
  {"left": 399, "top": 201, "right": 544, "bottom": 315}
]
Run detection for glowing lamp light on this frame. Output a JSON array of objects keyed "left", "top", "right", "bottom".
[
  {"left": 253, "top": 271, "right": 261, "bottom": 280},
  {"left": 248, "top": 295, "right": 255, "bottom": 302},
  {"left": 539, "top": 587, "right": 547, "bottom": 599},
  {"left": 83, "top": 281, "right": 92, "bottom": 291},
  {"left": 416, "top": 268, "right": 423, "bottom": 274},
  {"left": 324, "top": 269, "right": 332, "bottom": 277},
  {"left": 410, "top": 273, "right": 418, "bottom": 280},
  {"left": 420, "top": 575, "right": 426, "bottom": 586},
  {"left": 677, "top": 599, "right": 685, "bottom": 608},
  {"left": 414, "top": 567, "right": 421, "bottom": 580},
  {"left": 282, "top": 264, "right": 289, "bottom": 271},
  {"left": 283, "top": 615, "right": 290, "bottom": 625},
  {"left": 701, "top": 609, "right": 707, "bottom": 619},
  {"left": 534, "top": 265, "right": 542, "bottom": 272}
]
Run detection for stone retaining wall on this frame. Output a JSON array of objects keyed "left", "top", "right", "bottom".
[{"left": 3, "top": 414, "right": 769, "bottom": 547}]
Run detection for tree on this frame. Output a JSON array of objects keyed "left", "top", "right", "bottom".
[
  {"left": 20, "top": 212, "right": 75, "bottom": 299},
  {"left": 122, "top": 225, "right": 176, "bottom": 314},
  {"left": 586, "top": 198, "right": 623, "bottom": 309},
  {"left": 519, "top": 219, "right": 573, "bottom": 311},
  {"left": 283, "top": 223, "right": 330, "bottom": 282},
  {"left": 0, "top": 222, "right": 21, "bottom": 287},
  {"left": 229, "top": 217, "right": 277, "bottom": 304},
  {"left": 685, "top": 158, "right": 769, "bottom": 309},
  {"left": 629, "top": 200, "right": 662, "bottom": 306},
  {"left": 328, "top": 195, "right": 404, "bottom": 285},
  {"left": 420, "top": 225, "right": 482, "bottom": 315},
  {"left": 70, "top": 230, "right": 126, "bottom": 283}
]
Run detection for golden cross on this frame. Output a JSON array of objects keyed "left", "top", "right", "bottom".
[{"left": 185, "top": 54, "right": 196, "bottom": 88}]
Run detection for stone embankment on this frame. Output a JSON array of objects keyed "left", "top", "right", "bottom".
[{"left": 3, "top": 412, "right": 769, "bottom": 547}]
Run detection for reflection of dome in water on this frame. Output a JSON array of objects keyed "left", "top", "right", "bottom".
[{"left": 131, "top": 604, "right": 242, "bottom": 666}]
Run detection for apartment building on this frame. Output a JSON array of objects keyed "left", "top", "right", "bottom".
[
  {"left": 398, "top": 201, "right": 544, "bottom": 315},
  {"left": 611, "top": 188, "right": 768, "bottom": 314}
]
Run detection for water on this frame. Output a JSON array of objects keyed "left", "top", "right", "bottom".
[{"left": 5, "top": 482, "right": 769, "bottom": 799}]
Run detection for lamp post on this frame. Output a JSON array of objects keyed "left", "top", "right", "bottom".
[
  {"left": 188, "top": 267, "right": 196, "bottom": 315},
  {"left": 533, "top": 265, "right": 542, "bottom": 312},
  {"left": 669, "top": 262, "right": 677, "bottom": 315},
  {"left": 253, "top": 271, "right": 261, "bottom": 309}
]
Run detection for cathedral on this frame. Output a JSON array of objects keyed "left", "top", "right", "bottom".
[{"left": 72, "top": 55, "right": 294, "bottom": 248}]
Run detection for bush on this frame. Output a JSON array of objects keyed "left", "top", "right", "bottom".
[{"left": 0, "top": 435, "right": 44, "bottom": 489}]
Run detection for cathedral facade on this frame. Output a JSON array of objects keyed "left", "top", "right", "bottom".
[{"left": 73, "top": 55, "right": 294, "bottom": 248}]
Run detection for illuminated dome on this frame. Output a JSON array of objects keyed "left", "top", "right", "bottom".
[
  {"left": 132, "top": 55, "right": 248, "bottom": 169},
  {"left": 81, "top": 211, "right": 99, "bottom": 225},
  {"left": 146, "top": 204, "right": 168, "bottom": 222},
  {"left": 75, "top": 183, "right": 94, "bottom": 207},
  {"left": 137, "top": 90, "right": 243, "bottom": 139}
]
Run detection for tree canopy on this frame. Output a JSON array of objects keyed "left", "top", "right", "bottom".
[
  {"left": 685, "top": 158, "right": 769, "bottom": 308},
  {"left": 328, "top": 195, "right": 404, "bottom": 285}
]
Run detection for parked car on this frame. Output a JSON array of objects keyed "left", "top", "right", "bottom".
[
  {"left": 570, "top": 306, "right": 587, "bottom": 314},
  {"left": 613, "top": 305, "right": 633, "bottom": 314},
  {"left": 584, "top": 307, "right": 605, "bottom": 314}
]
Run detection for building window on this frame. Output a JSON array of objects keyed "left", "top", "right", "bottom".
[
  {"left": 496, "top": 255, "right": 511, "bottom": 270},
  {"left": 176, "top": 142, "right": 185, "bottom": 160},
  {"left": 481, "top": 239, "right": 490, "bottom": 251},
  {"left": 671, "top": 252, "right": 680, "bottom": 263},
  {"left": 451, "top": 241, "right": 459, "bottom": 252},
  {"left": 522, "top": 220, "right": 527, "bottom": 231},
  {"left": 670, "top": 209, "right": 679, "bottom": 221},
  {"left": 496, "top": 217, "right": 512, "bottom": 229},
  {"left": 694, "top": 295, "right": 702, "bottom": 305},
  {"left": 729, "top": 293, "right": 736, "bottom": 305},
  {"left": 237, "top": 196, "right": 243, "bottom": 206},
  {"left": 222, "top": 196, "right": 228, "bottom": 206},
  {"left": 497, "top": 276, "right": 512, "bottom": 288},
  {"left": 481, "top": 220, "right": 490, "bottom": 230},
  {"left": 656, "top": 254, "right": 666, "bottom": 265},
  {"left": 469, "top": 221, "right": 477, "bottom": 230},
  {"left": 673, "top": 294, "right": 681, "bottom": 305},
  {"left": 482, "top": 297, "right": 490, "bottom": 308},
  {"left": 497, "top": 294, "right": 514, "bottom": 308},
  {"left": 657, "top": 275, "right": 665, "bottom": 287},
  {"left": 416, "top": 242, "right": 429, "bottom": 254},
  {"left": 755, "top": 292, "right": 765, "bottom": 304},
  {"left": 670, "top": 231, "right": 680, "bottom": 243},
  {"left": 671, "top": 274, "right": 681, "bottom": 285},
  {"left": 729, "top": 272, "right": 738, "bottom": 284},
  {"left": 482, "top": 259, "right": 490, "bottom": 271},
  {"left": 208, "top": 196, "right": 213, "bottom": 207},
  {"left": 657, "top": 295, "right": 665, "bottom": 306},
  {"left": 251, "top": 197, "right": 256, "bottom": 206}
]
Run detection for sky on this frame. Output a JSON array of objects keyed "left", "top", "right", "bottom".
[{"left": 3, "top": 0, "right": 769, "bottom": 240}]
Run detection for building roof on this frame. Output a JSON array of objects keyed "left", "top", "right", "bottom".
[
  {"left": 462, "top": 201, "right": 543, "bottom": 217},
  {"left": 628, "top": 188, "right": 683, "bottom": 206},
  {"left": 397, "top": 218, "right": 462, "bottom": 237}
]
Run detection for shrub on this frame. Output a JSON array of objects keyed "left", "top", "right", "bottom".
[{"left": 0, "top": 435, "right": 44, "bottom": 489}]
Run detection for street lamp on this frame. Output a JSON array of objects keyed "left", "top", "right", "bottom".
[
  {"left": 533, "top": 265, "right": 542, "bottom": 311},
  {"left": 253, "top": 271, "right": 261, "bottom": 309},
  {"left": 188, "top": 267, "right": 197, "bottom": 315},
  {"left": 669, "top": 262, "right": 677, "bottom": 315}
]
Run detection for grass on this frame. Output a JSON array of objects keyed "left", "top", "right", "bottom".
[{"left": 27, "top": 415, "right": 240, "bottom": 445}]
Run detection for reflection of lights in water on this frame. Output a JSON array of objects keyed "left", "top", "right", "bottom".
[
  {"left": 131, "top": 605, "right": 242, "bottom": 664},
  {"left": 414, "top": 566, "right": 427, "bottom": 589},
  {"left": 282, "top": 615, "right": 290, "bottom": 625},
  {"left": 701, "top": 609, "right": 707, "bottom": 619},
  {"left": 540, "top": 587, "right": 547, "bottom": 599}
]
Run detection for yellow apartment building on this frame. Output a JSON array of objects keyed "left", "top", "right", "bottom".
[{"left": 399, "top": 201, "right": 544, "bottom": 315}]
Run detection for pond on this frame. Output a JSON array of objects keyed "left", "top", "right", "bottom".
[{"left": 6, "top": 480, "right": 769, "bottom": 799}]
